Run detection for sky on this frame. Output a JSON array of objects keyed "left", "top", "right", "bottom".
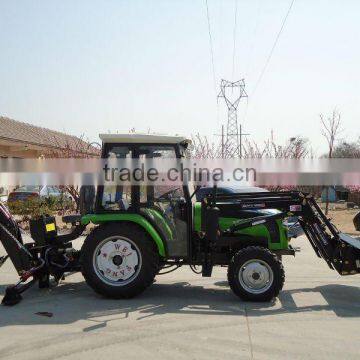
[{"left": 0, "top": 0, "right": 359, "bottom": 155}]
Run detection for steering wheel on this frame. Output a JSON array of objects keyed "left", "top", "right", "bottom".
[
  {"left": 157, "top": 188, "right": 180, "bottom": 201},
  {"left": 156, "top": 189, "right": 182, "bottom": 218}
]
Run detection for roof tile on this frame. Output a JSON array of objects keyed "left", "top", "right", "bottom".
[{"left": 0, "top": 116, "right": 99, "bottom": 155}]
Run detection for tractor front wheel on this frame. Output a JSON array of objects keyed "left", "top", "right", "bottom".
[
  {"left": 81, "top": 223, "right": 159, "bottom": 299},
  {"left": 227, "top": 246, "right": 285, "bottom": 302}
]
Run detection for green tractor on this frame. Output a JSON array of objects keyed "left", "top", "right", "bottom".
[
  {"left": 1, "top": 134, "right": 360, "bottom": 305},
  {"left": 79, "top": 134, "right": 289, "bottom": 301}
]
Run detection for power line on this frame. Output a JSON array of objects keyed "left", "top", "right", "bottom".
[
  {"left": 245, "top": 0, "right": 262, "bottom": 79},
  {"left": 205, "top": 0, "right": 217, "bottom": 95},
  {"left": 232, "top": 0, "right": 238, "bottom": 79},
  {"left": 252, "top": 0, "right": 295, "bottom": 95}
]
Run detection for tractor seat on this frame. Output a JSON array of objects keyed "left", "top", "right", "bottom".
[{"left": 62, "top": 215, "right": 82, "bottom": 225}]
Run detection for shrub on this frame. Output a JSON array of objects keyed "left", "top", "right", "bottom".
[{"left": 8, "top": 196, "right": 75, "bottom": 219}]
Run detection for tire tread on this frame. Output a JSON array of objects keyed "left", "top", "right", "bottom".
[
  {"left": 81, "top": 222, "right": 159, "bottom": 299},
  {"left": 227, "top": 246, "right": 285, "bottom": 301}
]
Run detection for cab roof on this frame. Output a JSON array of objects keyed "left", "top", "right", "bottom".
[{"left": 99, "top": 133, "right": 191, "bottom": 145}]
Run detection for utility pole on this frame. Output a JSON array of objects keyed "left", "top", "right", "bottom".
[
  {"left": 239, "top": 124, "right": 250, "bottom": 158},
  {"left": 214, "top": 124, "right": 249, "bottom": 158},
  {"left": 218, "top": 79, "right": 248, "bottom": 157},
  {"left": 214, "top": 125, "right": 225, "bottom": 158}
]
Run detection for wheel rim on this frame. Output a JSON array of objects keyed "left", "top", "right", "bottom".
[
  {"left": 238, "top": 259, "right": 274, "bottom": 295},
  {"left": 93, "top": 236, "right": 142, "bottom": 286}
]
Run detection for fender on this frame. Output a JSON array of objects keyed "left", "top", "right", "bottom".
[{"left": 81, "top": 213, "right": 166, "bottom": 257}]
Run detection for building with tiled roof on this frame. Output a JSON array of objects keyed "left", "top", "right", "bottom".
[{"left": 0, "top": 116, "right": 100, "bottom": 158}]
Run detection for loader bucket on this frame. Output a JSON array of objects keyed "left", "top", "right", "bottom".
[
  {"left": 353, "top": 212, "right": 360, "bottom": 232},
  {"left": 339, "top": 233, "right": 360, "bottom": 250}
]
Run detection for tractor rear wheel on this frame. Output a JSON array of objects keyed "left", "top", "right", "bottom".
[
  {"left": 227, "top": 246, "right": 285, "bottom": 302},
  {"left": 81, "top": 223, "right": 159, "bottom": 299}
]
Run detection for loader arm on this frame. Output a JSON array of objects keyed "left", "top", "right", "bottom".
[{"left": 208, "top": 191, "right": 360, "bottom": 275}]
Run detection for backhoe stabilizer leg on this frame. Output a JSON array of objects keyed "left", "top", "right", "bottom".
[
  {"left": 2, "top": 278, "right": 37, "bottom": 306},
  {"left": 1, "top": 257, "right": 46, "bottom": 306}
]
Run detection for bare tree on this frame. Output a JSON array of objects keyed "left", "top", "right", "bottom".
[
  {"left": 242, "top": 135, "right": 310, "bottom": 159},
  {"left": 190, "top": 133, "right": 235, "bottom": 159},
  {"left": 191, "top": 131, "right": 311, "bottom": 161},
  {"left": 320, "top": 109, "right": 342, "bottom": 214},
  {"left": 44, "top": 134, "right": 101, "bottom": 209},
  {"left": 190, "top": 134, "right": 216, "bottom": 159},
  {"left": 332, "top": 138, "right": 360, "bottom": 158}
]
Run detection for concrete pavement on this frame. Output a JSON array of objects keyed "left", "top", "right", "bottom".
[{"left": 0, "top": 236, "right": 359, "bottom": 360}]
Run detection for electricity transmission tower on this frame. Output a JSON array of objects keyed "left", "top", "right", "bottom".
[{"left": 218, "top": 79, "right": 248, "bottom": 157}]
